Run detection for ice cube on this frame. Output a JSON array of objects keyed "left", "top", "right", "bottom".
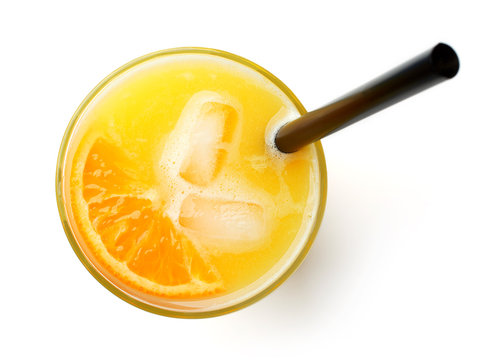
[
  {"left": 179, "top": 194, "right": 267, "bottom": 251},
  {"left": 179, "top": 102, "right": 237, "bottom": 186}
]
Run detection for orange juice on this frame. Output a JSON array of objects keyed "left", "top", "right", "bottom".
[{"left": 57, "top": 49, "right": 326, "bottom": 317}]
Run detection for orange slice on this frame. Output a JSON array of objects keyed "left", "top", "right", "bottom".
[{"left": 71, "top": 138, "right": 223, "bottom": 297}]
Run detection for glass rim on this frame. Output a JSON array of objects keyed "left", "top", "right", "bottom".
[{"left": 55, "top": 47, "right": 328, "bottom": 318}]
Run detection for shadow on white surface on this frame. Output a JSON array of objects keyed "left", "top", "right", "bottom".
[{"left": 235, "top": 204, "right": 349, "bottom": 329}]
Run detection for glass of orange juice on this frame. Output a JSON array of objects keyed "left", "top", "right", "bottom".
[{"left": 56, "top": 48, "right": 327, "bottom": 318}]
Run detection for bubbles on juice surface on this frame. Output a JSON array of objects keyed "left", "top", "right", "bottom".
[
  {"left": 264, "top": 106, "right": 300, "bottom": 160},
  {"left": 159, "top": 91, "right": 272, "bottom": 253}
]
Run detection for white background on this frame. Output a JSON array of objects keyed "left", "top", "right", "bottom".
[{"left": 1, "top": 0, "right": 491, "bottom": 359}]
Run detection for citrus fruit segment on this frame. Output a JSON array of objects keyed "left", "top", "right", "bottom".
[{"left": 74, "top": 137, "right": 223, "bottom": 297}]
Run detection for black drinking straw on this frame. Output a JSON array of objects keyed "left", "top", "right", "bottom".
[{"left": 275, "top": 43, "right": 459, "bottom": 153}]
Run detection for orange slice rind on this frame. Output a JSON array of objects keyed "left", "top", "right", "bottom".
[{"left": 71, "top": 138, "right": 224, "bottom": 298}]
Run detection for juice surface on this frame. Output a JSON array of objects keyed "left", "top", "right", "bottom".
[{"left": 64, "top": 53, "right": 319, "bottom": 301}]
